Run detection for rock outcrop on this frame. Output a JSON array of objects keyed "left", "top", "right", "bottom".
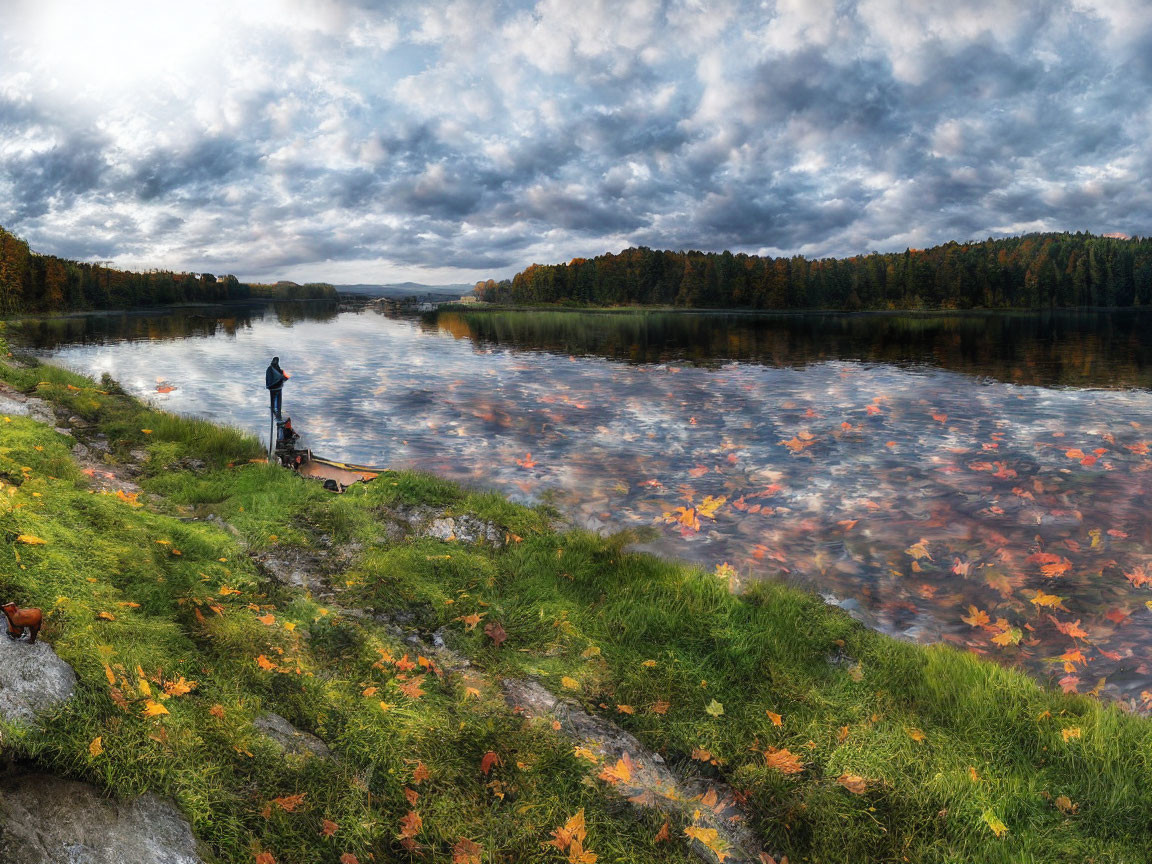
[
  {"left": 0, "top": 635, "right": 77, "bottom": 723},
  {"left": 254, "top": 712, "right": 331, "bottom": 759},
  {"left": 0, "top": 773, "right": 203, "bottom": 864}
]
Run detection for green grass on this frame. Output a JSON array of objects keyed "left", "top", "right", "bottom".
[{"left": 0, "top": 355, "right": 1150, "bottom": 863}]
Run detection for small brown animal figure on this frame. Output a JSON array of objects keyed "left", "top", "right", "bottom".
[{"left": 1, "top": 603, "right": 42, "bottom": 644}]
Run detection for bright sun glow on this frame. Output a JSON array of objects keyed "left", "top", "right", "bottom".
[{"left": 24, "top": 1, "right": 291, "bottom": 95}]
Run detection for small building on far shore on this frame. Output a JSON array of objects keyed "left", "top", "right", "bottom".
[{"left": 457, "top": 294, "right": 480, "bottom": 304}]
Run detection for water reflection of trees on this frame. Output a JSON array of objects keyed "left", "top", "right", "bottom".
[
  {"left": 437, "top": 309, "right": 1152, "bottom": 389},
  {"left": 14, "top": 301, "right": 340, "bottom": 348}
]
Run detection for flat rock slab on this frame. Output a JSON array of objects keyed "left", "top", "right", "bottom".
[
  {"left": 0, "top": 773, "right": 202, "bottom": 864},
  {"left": 0, "top": 381, "right": 57, "bottom": 427},
  {"left": 503, "top": 678, "right": 769, "bottom": 864},
  {"left": 0, "top": 635, "right": 77, "bottom": 723},
  {"left": 254, "top": 712, "right": 331, "bottom": 758}
]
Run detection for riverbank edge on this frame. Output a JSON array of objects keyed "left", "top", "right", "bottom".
[{"left": 0, "top": 340, "right": 1149, "bottom": 862}]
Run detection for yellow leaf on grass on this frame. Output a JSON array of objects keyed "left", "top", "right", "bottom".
[
  {"left": 1062, "top": 727, "right": 1082, "bottom": 742},
  {"left": 97, "top": 611, "right": 116, "bottom": 621},
  {"left": 89, "top": 736, "right": 103, "bottom": 757},
  {"left": 561, "top": 676, "right": 580, "bottom": 690},
  {"left": 906, "top": 727, "right": 925, "bottom": 743},
  {"left": 142, "top": 700, "right": 169, "bottom": 717},
  {"left": 256, "top": 614, "right": 276, "bottom": 625},
  {"left": 16, "top": 534, "right": 46, "bottom": 545},
  {"left": 765, "top": 710, "right": 783, "bottom": 727},
  {"left": 705, "top": 699, "right": 724, "bottom": 717},
  {"left": 982, "top": 810, "right": 1008, "bottom": 837}
]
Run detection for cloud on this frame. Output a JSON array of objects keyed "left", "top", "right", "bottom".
[{"left": 0, "top": 0, "right": 1147, "bottom": 282}]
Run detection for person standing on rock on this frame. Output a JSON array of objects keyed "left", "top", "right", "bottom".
[{"left": 265, "top": 356, "right": 289, "bottom": 420}]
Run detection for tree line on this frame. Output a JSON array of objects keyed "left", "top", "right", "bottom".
[
  {"left": 474, "top": 232, "right": 1152, "bottom": 310},
  {"left": 0, "top": 226, "right": 334, "bottom": 314}
]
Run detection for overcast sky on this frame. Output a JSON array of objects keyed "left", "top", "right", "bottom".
[{"left": 0, "top": 0, "right": 1148, "bottom": 284}]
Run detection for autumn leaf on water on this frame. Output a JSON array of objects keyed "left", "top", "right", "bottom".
[
  {"left": 990, "top": 619, "right": 1023, "bottom": 647},
  {"left": 1059, "top": 675, "right": 1080, "bottom": 694},
  {"left": 661, "top": 506, "right": 701, "bottom": 532},
  {"left": 905, "top": 539, "right": 932, "bottom": 561},
  {"left": 515, "top": 453, "right": 537, "bottom": 468},
  {"left": 763, "top": 746, "right": 804, "bottom": 775},
  {"left": 684, "top": 826, "right": 729, "bottom": 862},
  {"left": 1026, "top": 552, "right": 1072, "bottom": 578},
  {"left": 961, "top": 606, "right": 991, "bottom": 628},
  {"left": 1048, "top": 616, "right": 1088, "bottom": 640},
  {"left": 484, "top": 620, "right": 507, "bottom": 647},
  {"left": 452, "top": 838, "right": 483, "bottom": 864},
  {"left": 1029, "top": 589, "right": 1067, "bottom": 610},
  {"left": 982, "top": 810, "right": 1008, "bottom": 837},
  {"left": 837, "top": 773, "right": 868, "bottom": 794},
  {"left": 688, "top": 464, "right": 710, "bottom": 478},
  {"left": 697, "top": 495, "right": 726, "bottom": 519}
]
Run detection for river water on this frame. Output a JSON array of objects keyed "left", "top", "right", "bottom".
[{"left": 14, "top": 303, "right": 1152, "bottom": 709}]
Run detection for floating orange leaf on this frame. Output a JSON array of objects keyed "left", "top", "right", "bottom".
[{"left": 961, "top": 606, "right": 990, "bottom": 628}]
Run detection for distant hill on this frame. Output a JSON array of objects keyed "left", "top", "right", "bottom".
[{"left": 334, "top": 282, "right": 473, "bottom": 298}]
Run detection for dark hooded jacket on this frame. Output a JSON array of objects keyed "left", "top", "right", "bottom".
[{"left": 265, "top": 360, "right": 286, "bottom": 391}]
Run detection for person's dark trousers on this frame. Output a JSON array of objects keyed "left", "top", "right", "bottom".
[{"left": 270, "top": 388, "right": 282, "bottom": 420}]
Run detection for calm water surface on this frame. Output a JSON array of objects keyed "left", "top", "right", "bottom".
[{"left": 15, "top": 305, "right": 1152, "bottom": 709}]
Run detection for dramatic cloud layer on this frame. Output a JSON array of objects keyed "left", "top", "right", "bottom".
[{"left": 1, "top": 0, "right": 1149, "bottom": 282}]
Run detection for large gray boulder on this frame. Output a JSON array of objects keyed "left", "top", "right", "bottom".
[
  {"left": 0, "top": 634, "right": 76, "bottom": 723},
  {"left": 0, "top": 774, "right": 203, "bottom": 864}
]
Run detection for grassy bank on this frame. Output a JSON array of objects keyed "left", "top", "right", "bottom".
[{"left": 0, "top": 352, "right": 1150, "bottom": 863}]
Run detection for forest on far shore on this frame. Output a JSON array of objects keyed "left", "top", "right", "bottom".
[
  {"left": 0, "top": 226, "right": 335, "bottom": 314},
  {"left": 475, "top": 232, "right": 1152, "bottom": 311}
]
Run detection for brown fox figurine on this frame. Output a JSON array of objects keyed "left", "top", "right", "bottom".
[{"left": 2, "top": 603, "right": 42, "bottom": 644}]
